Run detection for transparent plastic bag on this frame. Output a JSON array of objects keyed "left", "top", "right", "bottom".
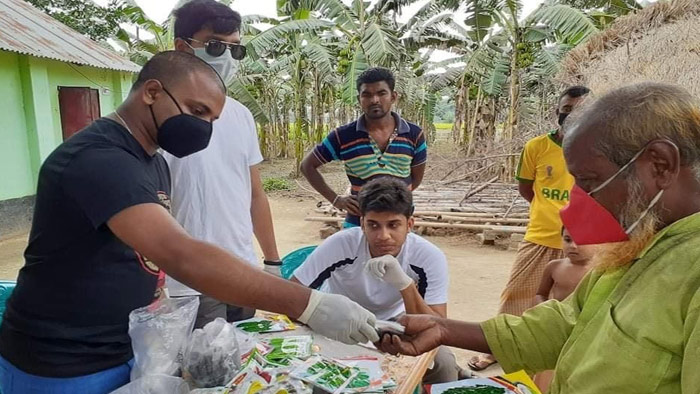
[
  {"left": 111, "top": 374, "right": 189, "bottom": 394},
  {"left": 128, "top": 297, "right": 199, "bottom": 380},
  {"left": 184, "top": 318, "right": 242, "bottom": 388}
]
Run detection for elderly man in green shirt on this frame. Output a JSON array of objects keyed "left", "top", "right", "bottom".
[{"left": 377, "top": 82, "right": 700, "bottom": 393}]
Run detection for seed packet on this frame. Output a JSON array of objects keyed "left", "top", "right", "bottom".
[
  {"left": 258, "top": 369, "right": 312, "bottom": 394},
  {"left": 339, "top": 356, "right": 396, "bottom": 393},
  {"left": 236, "top": 314, "right": 297, "bottom": 334},
  {"left": 230, "top": 371, "right": 269, "bottom": 394},
  {"left": 262, "top": 336, "right": 313, "bottom": 367},
  {"left": 426, "top": 370, "right": 541, "bottom": 394},
  {"left": 291, "top": 356, "right": 359, "bottom": 394}
]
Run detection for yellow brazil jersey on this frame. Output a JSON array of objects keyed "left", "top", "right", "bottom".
[{"left": 515, "top": 130, "right": 574, "bottom": 249}]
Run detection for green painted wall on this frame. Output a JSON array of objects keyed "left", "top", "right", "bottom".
[
  {"left": 0, "top": 51, "right": 135, "bottom": 201},
  {"left": 0, "top": 51, "right": 34, "bottom": 200}
]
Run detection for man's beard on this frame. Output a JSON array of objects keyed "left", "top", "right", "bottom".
[{"left": 591, "top": 175, "right": 662, "bottom": 271}]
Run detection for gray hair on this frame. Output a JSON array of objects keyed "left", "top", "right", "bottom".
[{"left": 564, "top": 82, "right": 700, "bottom": 177}]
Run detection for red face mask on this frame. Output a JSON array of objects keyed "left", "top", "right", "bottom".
[{"left": 560, "top": 147, "right": 664, "bottom": 246}]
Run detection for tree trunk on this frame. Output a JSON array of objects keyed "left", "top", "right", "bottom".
[
  {"left": 505, "top": 42, "right": 521, "bottom": 179},
  {"left": 466, "top": 86, "right": 483, "bottom": 156},
  {"left": 281, "top": 103, "right": 289, "bottom": 158},
  {"left": 452, "top": 79, "right": 466, "bottom": 143}
]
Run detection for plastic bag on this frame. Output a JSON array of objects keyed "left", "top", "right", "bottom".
[
  {"left": 111, "top": 374, "right": 190, "bottom": 394},
  {"left": 128, "top": 297, "right": 199, "bottom": 380},
  {"left": 184, "top": 318, "right": 242, "bottom": 388}
]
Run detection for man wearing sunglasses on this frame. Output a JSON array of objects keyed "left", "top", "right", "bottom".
[{"left": 167, "top": 0, "right": 283, "bottom": 327}]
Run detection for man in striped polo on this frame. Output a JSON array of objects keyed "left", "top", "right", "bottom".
[{"left": 301, "top": 67, "right": 427, "bottom": 228}]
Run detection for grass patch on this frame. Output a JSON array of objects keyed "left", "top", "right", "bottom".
[
  {"left": 434, "top": 123, "right": 453, "bottom": 130},
  {"left": 262, "top": 177, "right": 292, "bottom": 192}
]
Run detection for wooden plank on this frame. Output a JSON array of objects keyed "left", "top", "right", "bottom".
[
  {"left": 394, "top": 349, "right": 438, "bottom": 394},
  {"left": 414, "top": 211, "right": 529, "bottom": 218},
  {"left": 305, "top": 217, "right": 527, "bottom": 234}
]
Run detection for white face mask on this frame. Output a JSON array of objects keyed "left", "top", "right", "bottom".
[{"left": 192, "top": 47, "right": 238, "bottom": 87}]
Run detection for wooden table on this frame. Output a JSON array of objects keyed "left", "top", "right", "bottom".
[{"left": 255, "top": 324, "right": 437, "bottom": 394}]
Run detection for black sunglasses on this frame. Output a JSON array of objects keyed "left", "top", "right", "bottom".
[{"left": 188, "top": 38, "right": 246, "bottom": 60}]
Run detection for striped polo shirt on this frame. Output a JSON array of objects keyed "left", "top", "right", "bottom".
[{"left": 312, "top": 112, "right": 427, "bottom": 225}]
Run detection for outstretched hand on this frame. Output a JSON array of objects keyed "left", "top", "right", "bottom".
[{"left": 375, "top": 314, "right": 444, "bottom": 357}]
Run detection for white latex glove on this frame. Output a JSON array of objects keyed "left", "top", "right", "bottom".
[
  {"left": 298, "top": 290, "right": 379, "bottom": 344},
  {"left": 263, "top": 261, "right": 282, "bottom": 277},
  {"left": 365, "top": 254, "right": 413, "bottom": 290}
]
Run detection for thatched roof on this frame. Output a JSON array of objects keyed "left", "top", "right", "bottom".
[{"left": 557, "top": 0, "right": 700, "bottom": 96}]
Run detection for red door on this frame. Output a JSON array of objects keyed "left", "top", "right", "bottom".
[{"left": 58, "top": 87, "right": 101, "bottom": 140}]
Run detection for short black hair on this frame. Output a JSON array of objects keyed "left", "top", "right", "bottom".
[
  {"left": 356, "top": 67, "right": 396, "bottom": 92},
  {"left": 132, "top": 51, "right": 224, "bottom": 93},
  {"left": 559, "top": 85, "right": 591, "bottom": 102},
  {"left": 358, "top": 177, "right": 413, "bottom": 218},
  {"left": 173, "top": 0, "right": 241, "bottom": 40}
]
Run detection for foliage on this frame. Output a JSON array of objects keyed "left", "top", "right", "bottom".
[
  {"left": 26, "top": 0, "right": 650, "bottom": 172},
  {"left": 434, "top": 123, "right": 454, "bottom": 130},
  {"left": 24, "top": 0, "right": 126, "bottom": 41},
  {"left": 262, "top": 177, "right": 292, "bottom": 192}
]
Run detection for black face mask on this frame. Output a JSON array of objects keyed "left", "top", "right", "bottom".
[
  {"left": 150, "top": 87, "right": 213, "bottom": 158},
  {"left": 558, "top": 112, "right": 570, "bottom": 126}
]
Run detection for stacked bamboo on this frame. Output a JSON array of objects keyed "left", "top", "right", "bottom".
[{"left": 305, "top": 180, "right": 530, "bottom": 235}]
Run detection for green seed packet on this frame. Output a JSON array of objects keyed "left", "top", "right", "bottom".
[
  {"left": 262, "top": 336, "right": 313, "bottom": 367},
  {"left": 291, "top": 356, "right": 358, "bottom": 394}
]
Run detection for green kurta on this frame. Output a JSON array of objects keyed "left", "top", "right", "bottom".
[{"left": 482, "top": 212, "right": 700, "bottom": 393}]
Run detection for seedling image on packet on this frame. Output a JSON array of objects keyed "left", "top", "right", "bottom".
[
  {"left": 340, "top": 356, "right": 396, "bottom": 393},
  {"left": 427, "top": 370, "right": 540, "bottom": 394},
  {"left": 262, "top": 336, "right": 313, "bottom": 367},
  {"left": 236, "top": 314, "right": 297, "bottom": 334},
  {"left": 291, "top": 356, "right": 359, "bottom": 394}
]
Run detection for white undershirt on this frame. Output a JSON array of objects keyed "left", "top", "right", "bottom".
[
  {"left": 293, "top": 227, "right": 449, "bottom": 320},
  {"left": 163, "top": 97, "right": 263, "bottom": 297}
]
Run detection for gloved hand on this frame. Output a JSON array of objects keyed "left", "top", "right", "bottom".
[
  {"left": 365, "top": 255, "right": 413, "bottom": 291},
  {"left": 297, "top": 290, "right": 379, "bottom": 344},
  {"left": 263, "top": 260, "right": 282, "bottom": 277}
]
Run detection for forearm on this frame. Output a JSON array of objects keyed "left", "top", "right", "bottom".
[
  {"left": 518, "top": 182, "right": 535, "bottom": 203},
  {"left": 411, "top": 165, "right": 425, "bottom": 191},
  {"left": 252, "top": 193, "right": 280, "bottom": 261},
  {"left": 301, "top": 164, "right": 337, "bottom": 203},
  {"left": 401, "top": 285, "right": 442, "bottom": 317},
  {"left": 437, "top": 317, "right": 491, "bottom": 354},
  {"left": 534, "top": 294, "right": 548, "bottom": 305},
  {"left": 164, "top": 238, "right": 309, "bottom": 319}
]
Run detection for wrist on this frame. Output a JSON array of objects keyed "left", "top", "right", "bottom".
[
  {"left": 331, "top": 194, "right": 340, "bottom": 207},
  {"left": 435, "top": 317, "right": 450, "bottom": 346},
  {"left": 298, "top": 289, "right": 321, "bottom": 324},
  {"left": 397, "top": 277, "right": 414, "bottom": 291},
  {"left": 264, "top": 259, "right": 283, "bottom": 266}
]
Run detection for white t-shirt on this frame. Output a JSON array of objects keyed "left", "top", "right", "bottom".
[
  {"left": 293, "top": 227, "right": 449, "bottom": 320},
  {"left": 163, "top": 97, "right": 264, "bottom": 297}
]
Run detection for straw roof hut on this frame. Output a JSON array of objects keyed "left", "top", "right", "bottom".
[{"left": 557, "top": 0, "right": 700, "bottom": 96}]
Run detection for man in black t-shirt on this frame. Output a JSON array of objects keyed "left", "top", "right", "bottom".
[{"left": 0, "top": 51, "right": 378, "bottom": 394}]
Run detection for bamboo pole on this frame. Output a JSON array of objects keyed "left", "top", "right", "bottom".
[
  {"left": 414, "top": 211, "right": 529, "bottom": 218},
  {"left": 460, "top": 176, "right": 500, "bottom": 204},
  {"left": 305, "top": 217, "right": 527, "bottom": 234},
  {"left": 421, "top": 215, "right": 529, "bottom": 224},
  {"left": 394, "top": 350, "right": 438, "bottom": 394}
]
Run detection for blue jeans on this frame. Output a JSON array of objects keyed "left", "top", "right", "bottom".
[{"left": 0, "top": 355, "right": 133, "bottom": 394}]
